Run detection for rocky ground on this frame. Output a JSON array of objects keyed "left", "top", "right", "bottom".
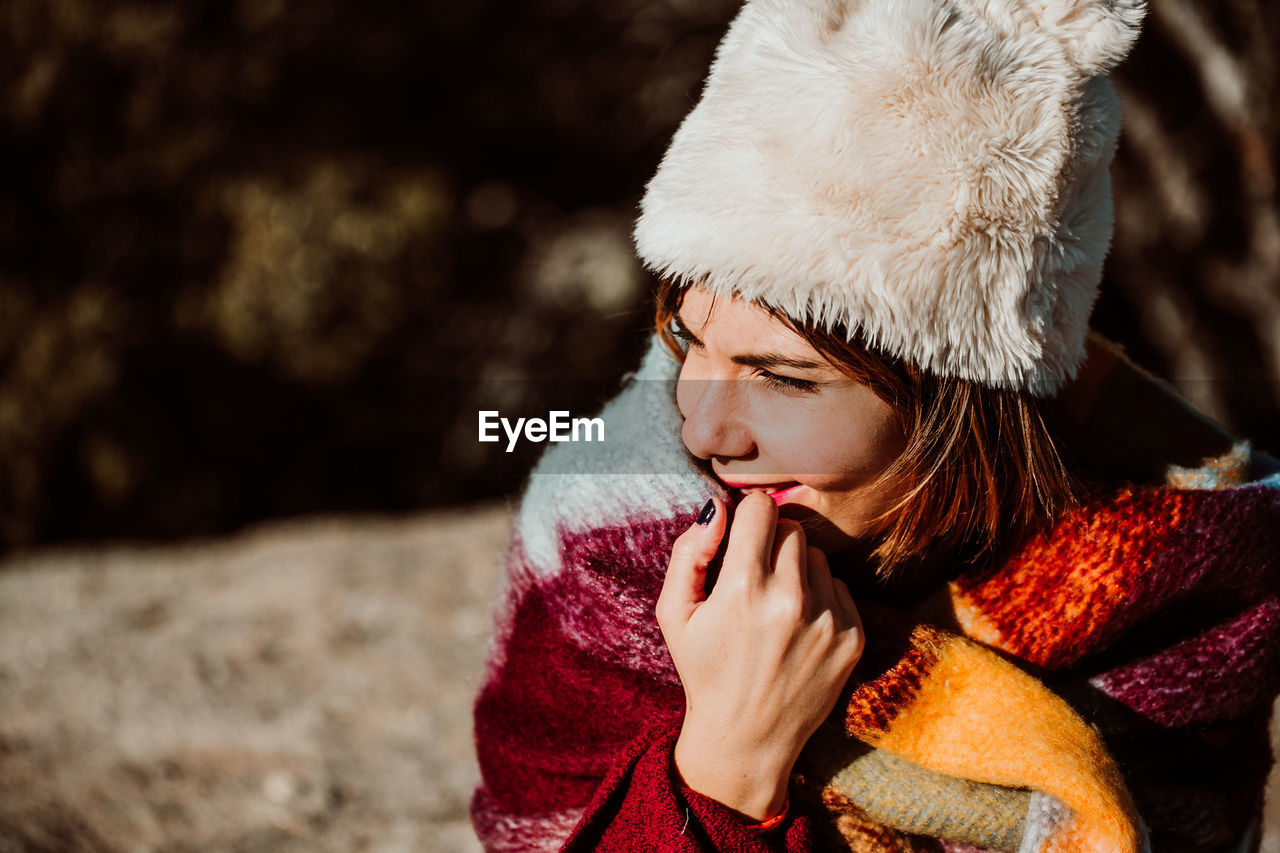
[{"left": 0, "top": 501, "right": 1276, "bottom": 852}]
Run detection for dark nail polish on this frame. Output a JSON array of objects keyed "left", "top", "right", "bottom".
[{"left": 696, "top": 499, "right": 716, "bottom": 526}]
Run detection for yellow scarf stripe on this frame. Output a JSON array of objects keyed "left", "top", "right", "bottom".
[{"left": 847, "top": 632, "right": 1143, "bottom": 853}]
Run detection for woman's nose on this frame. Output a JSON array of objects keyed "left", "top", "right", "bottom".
[{"left": 677, "top": 377, "right": 755, "bottom": 461}]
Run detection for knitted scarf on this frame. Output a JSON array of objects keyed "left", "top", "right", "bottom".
[{"left": 472, "top": 334, "right": 1280, "bottom": 853}]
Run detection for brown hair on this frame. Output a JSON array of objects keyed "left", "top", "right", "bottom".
[{"left": 653, "top": 278, "right": 1080, "bottom": 575}]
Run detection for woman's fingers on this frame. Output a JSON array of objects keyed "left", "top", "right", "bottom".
[
  {"left": 805, "top": 549, "right": 863, "bottom": 659},
  {"left": 657, "top": 497, "right": 727, "bottom": 629},
  {"left": 831, "top": 577, "right": 865, "bottom": 657},
  {"left": 664, "top": 498, "right": 867, "bottom": 816},
  {"left": 719, "top": 492, "right": 779, "bottom": 588},
  {"left": 831, "top": 575, "right": 856, "bottom": 616},
  {"left": 768, "top": 519, "right": 809, "bottom": 602},
  {"left": 805, "top": 545, "right": 836, "bottom": 607}
]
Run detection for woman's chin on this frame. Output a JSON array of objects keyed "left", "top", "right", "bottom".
[
  {"left": 778, "top": 506, "right": 875, "bottom": 556},
  {"left": 774, "top": 503, "right": 835, "bottom": 549}
]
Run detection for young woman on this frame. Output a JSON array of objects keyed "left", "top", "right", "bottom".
[{"left": 472, "top": 1, "right": 1280, "bottom": 851}]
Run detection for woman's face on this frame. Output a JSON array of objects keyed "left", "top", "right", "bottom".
[{"left": 673, "top": 285, "right": 908, "bottom": 553}]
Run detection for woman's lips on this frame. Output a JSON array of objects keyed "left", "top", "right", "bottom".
[{"left": 721, "top": 481, "right": 804, "bottom": 505}]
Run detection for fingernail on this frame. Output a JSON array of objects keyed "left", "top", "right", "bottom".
[{"left": 696, "top": 499, "right": 716, "bottom": 526}]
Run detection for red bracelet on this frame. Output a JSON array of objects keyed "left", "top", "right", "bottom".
[{"left": 742, "top": 796, "right": 788, "bottom": 833}]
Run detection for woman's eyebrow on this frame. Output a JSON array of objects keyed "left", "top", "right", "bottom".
[
  {"left": 732, "top": 352, "right": 826, "bottom": 371},
  {"left": 676, "top": 309, "right": 826, "bottom": 371}
]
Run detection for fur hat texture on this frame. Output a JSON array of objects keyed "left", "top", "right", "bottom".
[{"left": 634, "top": 0, "right": 1147, "bottom": 396}]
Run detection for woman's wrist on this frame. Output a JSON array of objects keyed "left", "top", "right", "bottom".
[
  {"left": 672, "top": 729, "right": 793, "bottom": 822},
  {"left": 740, "top": 796, "right": 789, "bottom": 833}
]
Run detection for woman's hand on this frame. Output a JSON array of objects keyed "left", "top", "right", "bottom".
[{"left": 656, "top": 492, "right": 865, "bottom": 822}]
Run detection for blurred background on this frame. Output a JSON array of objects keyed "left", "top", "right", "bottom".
[
  {"left": 1, "top": 1, "right": 1279, "bottom": 851},
  {"left": 1, "top": 0, "right": 1279, "bottom": 550}
]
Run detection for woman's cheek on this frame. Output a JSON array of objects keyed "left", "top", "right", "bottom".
[
  {"left": 758, "top": 407, "right": 833, "bottom": 473},
  {"left": 674, "top": 362, "right": 707, "bottom": 421}
]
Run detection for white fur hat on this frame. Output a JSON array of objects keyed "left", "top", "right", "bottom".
[{"left": 635, "top": 0, "right": 1146, "bottom": 396}]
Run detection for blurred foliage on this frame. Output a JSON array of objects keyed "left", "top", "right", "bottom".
[
  {"left": 0, "top": 0, "right": 1276, "bottom": 549},
  {"left": 1104, "top": 0, "right": 1280, "bottom": 440}
]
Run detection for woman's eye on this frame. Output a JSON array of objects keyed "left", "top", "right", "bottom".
[
  {"left": 669, "top": 317, "right": 698, "bottom": 346},
  {"left": 756, "top": 369, "right": 819, "bottom": 394}
]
